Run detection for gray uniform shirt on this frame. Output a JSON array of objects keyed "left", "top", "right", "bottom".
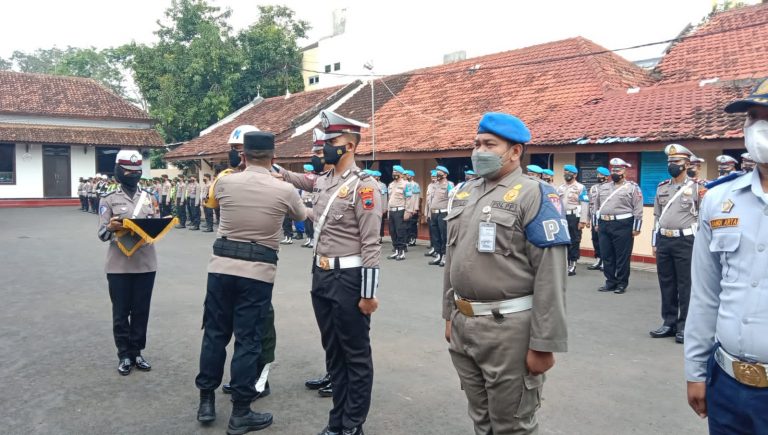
[
  {"left": 442, "top": 167, "right": 569, "bottom": 352},
  {"left": 595, "top": 180, "right": 644, "bottom": 231},
  {"left": 283, "top": 167, "right": 382, "bottom": 268},
  {"left": 208, "top": 166, "right": 306, "bottom": 283},
  {"left": 653, "top": 177, "right": 701, "bottom": 232},
  {"left": 556, "top": 181, "right": 589, "bottom": 222},
  {"left": 388, "top": 178, "right": 407, "bottom": 209},
  {"left": 97, "top": 187, "right": 158, "bottom": 274},
  {"left": 428, "top": 179, "right": 451, "bottom": 212},
  {"left": 685, "top": 171, "right": 768, "bottom": 381}
]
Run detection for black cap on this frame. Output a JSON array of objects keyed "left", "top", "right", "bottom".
[{"left": 244, "top": 131, "right": 275, "bottom": 151}]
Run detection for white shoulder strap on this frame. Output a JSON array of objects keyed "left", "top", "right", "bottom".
[
  {"left": 131, "top": 190, "right": 148, "bottom": 219},
  {"left": 597, "top": 184, "right": 627, "bottom": 216},
  {"left": 313, "top": 174, "right": 360, "bottom": 255},
  {"left": 657, "top": 180, "right": 693, "bottom": 225}
]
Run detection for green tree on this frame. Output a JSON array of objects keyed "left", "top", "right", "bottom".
[
  {"left": 7, "top": 47, "right": 129, "bottom": 98},
  {"left": 0, "top": 57, "right": 11, "bottom": 70}
]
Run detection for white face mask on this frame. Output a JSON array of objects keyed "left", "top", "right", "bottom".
[{"left": 744, "top": 119, "right": 768, "bottom": 163}]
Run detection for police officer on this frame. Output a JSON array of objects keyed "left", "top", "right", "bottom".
[
  {"left": 587, "top": 167, "right": 610, "bottom": 270},
  {"left": 542, "top": 168, "right": 555, "bottom": 185},
  {"left": 302, "top": 164, "right": 318, "bottom": 248},
  {"left": 650, "top": 144, "right": 701, "bottom": 343},
  {"left": 195, "top": 131, "right": 305, "bottom": 433},
  {"left": 187, "top": 175, "right": 201, "bottom": 230},
  {"left": 373, "top": 170, "right": 387, "bottom": 244},
  {"left": 160, "top": 174, "right": 171, "bottom": 216},
  {"left": 557, "top": 164, "right": 589, "bottom": 276},
  {"left": 425, "top": 170, "right": 439, "bottom": 257},
  {"left": 687, "top": 156, "right": 707, "bottom": 182},
  {"left": 201, "top": 174, "right": 214, "bottom": 232},
  {"left": 97, "top": 151, "right": 160, "bottom": 376},
  {"left": 175, "top": 175, "right": 187, "bottom": 228},
  {"left": 685, "top": 81, "right": 768, "bottom": 430},
  {"left": 741, "top": 152, "right": 756, "bottom": 172},
  {"left": 444, "top": 112, "right": 569, "bottom": 434},
  {"left": 427, "top": 166, "right": 452, "bottom": 266},
  {"left": 526, "top": 164, "right": 544, "bottom": 179},
  {"left": 77, "top": 177, "right": 86, "bottom": 211},
  {"left": 595, "top": 158, "right": 643, "bottom": 294},
  {"left": 278, "top": 110, "right": 382, "bottom": 435},
  {"left": 387, "top": 165, "right": 409, "bottom": 260},
  {"left": 715, "top": 154, "right": 738, "bottom": 177},
  {"left": 405, "top": 170, "right": 421, "bottom": 246}
]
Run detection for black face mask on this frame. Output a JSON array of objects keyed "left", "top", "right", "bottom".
[
  {"left": 719, "top": 168, "right": 729, "bottom": 176},
  {"left": 310, "top": 155, "right": 325, "bottom": 173},
  {"left": 610, "top": 173, "right": 623, "bottom": 182},
  {"left": 686, "top": 168, "right": 698, "bottom": 178},
  {"left": 115, "top": 165, "right": 141, "bottom": 189},
  {"left": 228, "top": 149, "right": 242, "bottom": 168},
  {"left": 597, "top": 177, "right": 606, "bottom": 183},
  {"left": 667, "top": 163, "right": 685, "bottom": 178},
  {"left": 323, "top": 142, "right": 346, "bottom": 165},
  {"left": 564, "top": 174, "right": 574, "bottom": 182}
]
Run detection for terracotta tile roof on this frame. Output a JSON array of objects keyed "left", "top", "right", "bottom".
[
  {"left": 0, "top": 123, "right": 164, "bottom": 147},
  {"left": 0, "top": 71, "right": 152, "bottom": 121},
  {"left": 166, "top": 85, "right": 348, "bottom": 160},
  {"left": 656, "top": 3, "right": 768, "bottom": 83},
  {"left": 531, "top": 80, "right": 751, "bottom": 145}
]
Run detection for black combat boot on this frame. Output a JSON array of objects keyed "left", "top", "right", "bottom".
[{"left": 197, "top": 389, "right": 216, "bottom": 423}]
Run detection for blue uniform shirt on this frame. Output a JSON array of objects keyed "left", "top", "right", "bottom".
[{"left": 685, "top": 170, "right": 768, "bottom": 381}]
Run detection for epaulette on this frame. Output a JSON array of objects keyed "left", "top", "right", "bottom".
[
  {"left": 705, "top": 172, "right": 745, "bottom": 190},
  {"left": 102, "top": 190, "right": 116, "bottom": 198},
  {"left": 355, "top": 168, "right": 371, "bottom": 180},
  {"left": 657, "top": 179, "right": 671, "bottom": 187}
]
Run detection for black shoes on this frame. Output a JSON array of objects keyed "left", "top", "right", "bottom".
[
  {"left": 118, "top": 358, "right": 132, "bottom": 376},
  {"left": 587, "top": 259, "right": 603, "bottom": 270},
  {"left": 189, "top": 226, "right": 200, "bottom": 231},
  {"left": 614, "top": 286, "right": 627, "bottom": 294},
  {"left": 598, "top": 285, "right": 615, "bottom": 292},
  {"left": 318, "top": 383, "right": 333, "bottom": 397},
  {"left": 134, "top": 355, "right": 151, "bottom": 371},
  {"left": 202, "top": 227, "right": 214, "bottom": 232},
  {"left": 428, "top": 255, "right": 443, "bottom": 266},
  {"left": 343, "top": 427, "right": 364, "bottom": 435},
  {"left": 197, "top": 389, "right": 216, "bottom": 423},
  {"left": 424, "top": 248, "right": 435, "bottom": 257},
  {"left": 305, "top": 373, "right": 331, "bottom": 390},
  {"left": 227, "top": 406, "right": 273, "bottom": 434},
  {"left": 675, "top": 332, "right": 685, "bottom": 344},
  {"left": 567, "top": 261, "right": 576, "bottom": 276},
  {"left": 649, "top": 325, "right": 676, "bottom": 338}
]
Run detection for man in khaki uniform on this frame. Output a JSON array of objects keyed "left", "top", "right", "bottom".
[
  {"left": 175, "top": 175, "right": 187, "bottom": 228},
  {"left": 557, "top": 164, "right": 589, "bottom": 276},
  {"left": 594, "top": 158, "right": 643, "bottom": 294},
  {"left": 201, "top": 174, "right": 214, "bottom": 232},
  {"left": 587, "top": 167, "right": 610, "bottom": 271},
  {"left": 160, "top": 175, "right": 171, "bottom": 216},
  {"left": 387, "top": 165, "right": 409, "bottom": 260},
  {"left": 650, "top": 144, "right": 702, "bottom": 344},
  {"left": 98, "top": 151, "right": 161, "bottom": 376},
  {"left": 195, "top": 131, "right": 305, "bottom": 433},
  {"left": 427, "top": 165, "right": 452, "bottom": 266},
  {"left": 278, "top": 110, "right": 381, "bottom": 435},
  {"left": 186, "top": 176, "right": 201, "bottom": 230},
  {"left": 443, "top": 112, "right": 569, "bottom": 435},
  {"left": 405, "top": 170, "right": 421, "bottom": 246}
]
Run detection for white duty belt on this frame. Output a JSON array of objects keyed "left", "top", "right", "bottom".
[
  {"left": 600, "top": 213, "right": 632, "bottom": 221},
  {"left": 454, "top": 293, "right": 533, "bottom": 317},
  {"left": 314, "top": 255, "right": 363, "bottom": 271},
  {"left": 658, "top": 227, "right": 695, "bottom": 237},
  {"left": 715, "top": 346, "right": 768, "bottom": 388}
]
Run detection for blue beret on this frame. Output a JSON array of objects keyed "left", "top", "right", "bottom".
[
  {"left": 542, "top": 169, "right": 554, "bottom": 176},
  {"left": 477, "top": 112, "right": 531, "bottom": 144},
  {"left": 526, "top": 164, "right": 544, "bottom": 174},
  {"left": 563, "top": 164, "right": 578, "bottom": 174},
  {"left": 303, "top": 164, "right": 314, "bottom": 171},
  {"left": 430, "top": 170, "right": 438, "bottom": 177},
  {"left": 393, "top": 165, "right": 406, "bottom": 174},
  {"left": 363, "top": 169, "right": 375, "bottom": 175},
  {"left": 435, "top": 165, "right": 449, "bottom": 174},
  {"left": 406, "top": 170, "right": 415, "bottom": 177},
  {"left": 597, "top": 166, "right": 610, "bottom": 176},
  {"left": 465, "top": 169, "right": 476, "bottom": 175},
  {"left": 372, "top": 170, "right": 382, "bottom": 177}
]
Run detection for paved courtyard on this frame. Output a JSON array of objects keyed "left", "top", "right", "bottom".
[{"left": 0, "top": 207, "right": 706, "bottom": 435}]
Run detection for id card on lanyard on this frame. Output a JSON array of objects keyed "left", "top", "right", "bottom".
[{"left": 477, "top": 222, "right": 496, "bottom": 252}]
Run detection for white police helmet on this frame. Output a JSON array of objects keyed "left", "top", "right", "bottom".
[{"left": 228, "top": 125, "right": 260, "bottom": 145}]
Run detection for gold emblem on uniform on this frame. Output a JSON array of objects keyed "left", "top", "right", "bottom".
[
  {"left": 456, "top": 191, "right": 470, "bottom": 200},
  {"left": 318, "top": 256, "right": 331, "bottom": 271},
  {"left": 513, "top": 184, "right": 522, "bottom": 190},
  {"left": 338, "top": 185, "right": 350, "bottom": 198},
  {"left": 503, "top": 189, "right": 519, "bottom": 202},
  {"left": 721, "top": 199, "right": 734, "bottom": 213},
  {"left": 683, "top": 187, "right": 692, "bottom": 196}
]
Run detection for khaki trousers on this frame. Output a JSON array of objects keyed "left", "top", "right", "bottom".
[{"left": 449, "top": 309, "right": 544, "bottom": 435}]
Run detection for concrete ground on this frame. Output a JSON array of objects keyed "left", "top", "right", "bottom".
[{"left": 0, "top": 207, "right": 706, "bottom": 435}]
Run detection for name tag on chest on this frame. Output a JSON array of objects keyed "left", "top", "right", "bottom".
[{"left": 477, "top": 222, "right": 496, "bottom": 252}]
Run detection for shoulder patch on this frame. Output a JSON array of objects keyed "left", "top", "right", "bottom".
[
  {"left": 658, "top": 179, "right": 671, "bottom": 187},
  {"left": 525, "top": 184, "right": 571, "bottom": 248}
]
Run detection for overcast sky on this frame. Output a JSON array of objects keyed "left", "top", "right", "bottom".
[{"left": 0, "top": 0, "right": 756, "bottom": 74}]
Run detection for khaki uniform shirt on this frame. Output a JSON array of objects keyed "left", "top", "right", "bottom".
[
  {"left": 208, "top": 166, "right": 306, "bottom": 283},
  {"left": 286, "top": 167, "right": 382, "bottom": 268},
  {"left": 186, "top": 181, "right": 200, "bottom": 205},
  {"left": 557, "top": 181, "right": 589, "bottom": 223},
  {"left": 97, "top": 187, "right": 158, "bottom": 274},
  {"left": 161, "top": 180, "right": 171, "bottom": 201},
  {"left": 442, "top": 168, "right": 569, "bottom": 352},
  {"left": 388, "top": 178, "right": 408, "bottom": 209},
  {"left": 428, "top": 179, "right": 451, "bottom": 213},
  {"left": 595, "top": 180, "right": 644, "bottom": 231},
  {"left": 406, "top": 181, "right": 420, "bottom": 213},
  {"left": 653, "top": 177, "right": 701, "bottom": 245}
]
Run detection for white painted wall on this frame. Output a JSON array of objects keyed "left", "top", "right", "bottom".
[
  {"left": 0, "top": 143, "right": 43, "bottom": 198},
  {"left": 70, "top": 145, "right": 96, "bottom": 196}
]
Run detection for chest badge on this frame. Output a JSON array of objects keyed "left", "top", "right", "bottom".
[
  {"left": 503, "top": 186, "right": 522, "bottom": 203},
  {"left": 721, "top": 199, "right": 734, "bottom": 213},
  {"left": 456, "top": 191, "right": 470, "bottom": 200},
  {"left": 338, "top": 185, "right": 350, "bottom": 199},
  {"left": 683, "top": 187, "right": 693, "bottom": 196}
]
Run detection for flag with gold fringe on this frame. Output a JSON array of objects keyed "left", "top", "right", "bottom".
[{"left": 115, "top": 217, "right": 179, "bottom": 257}]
